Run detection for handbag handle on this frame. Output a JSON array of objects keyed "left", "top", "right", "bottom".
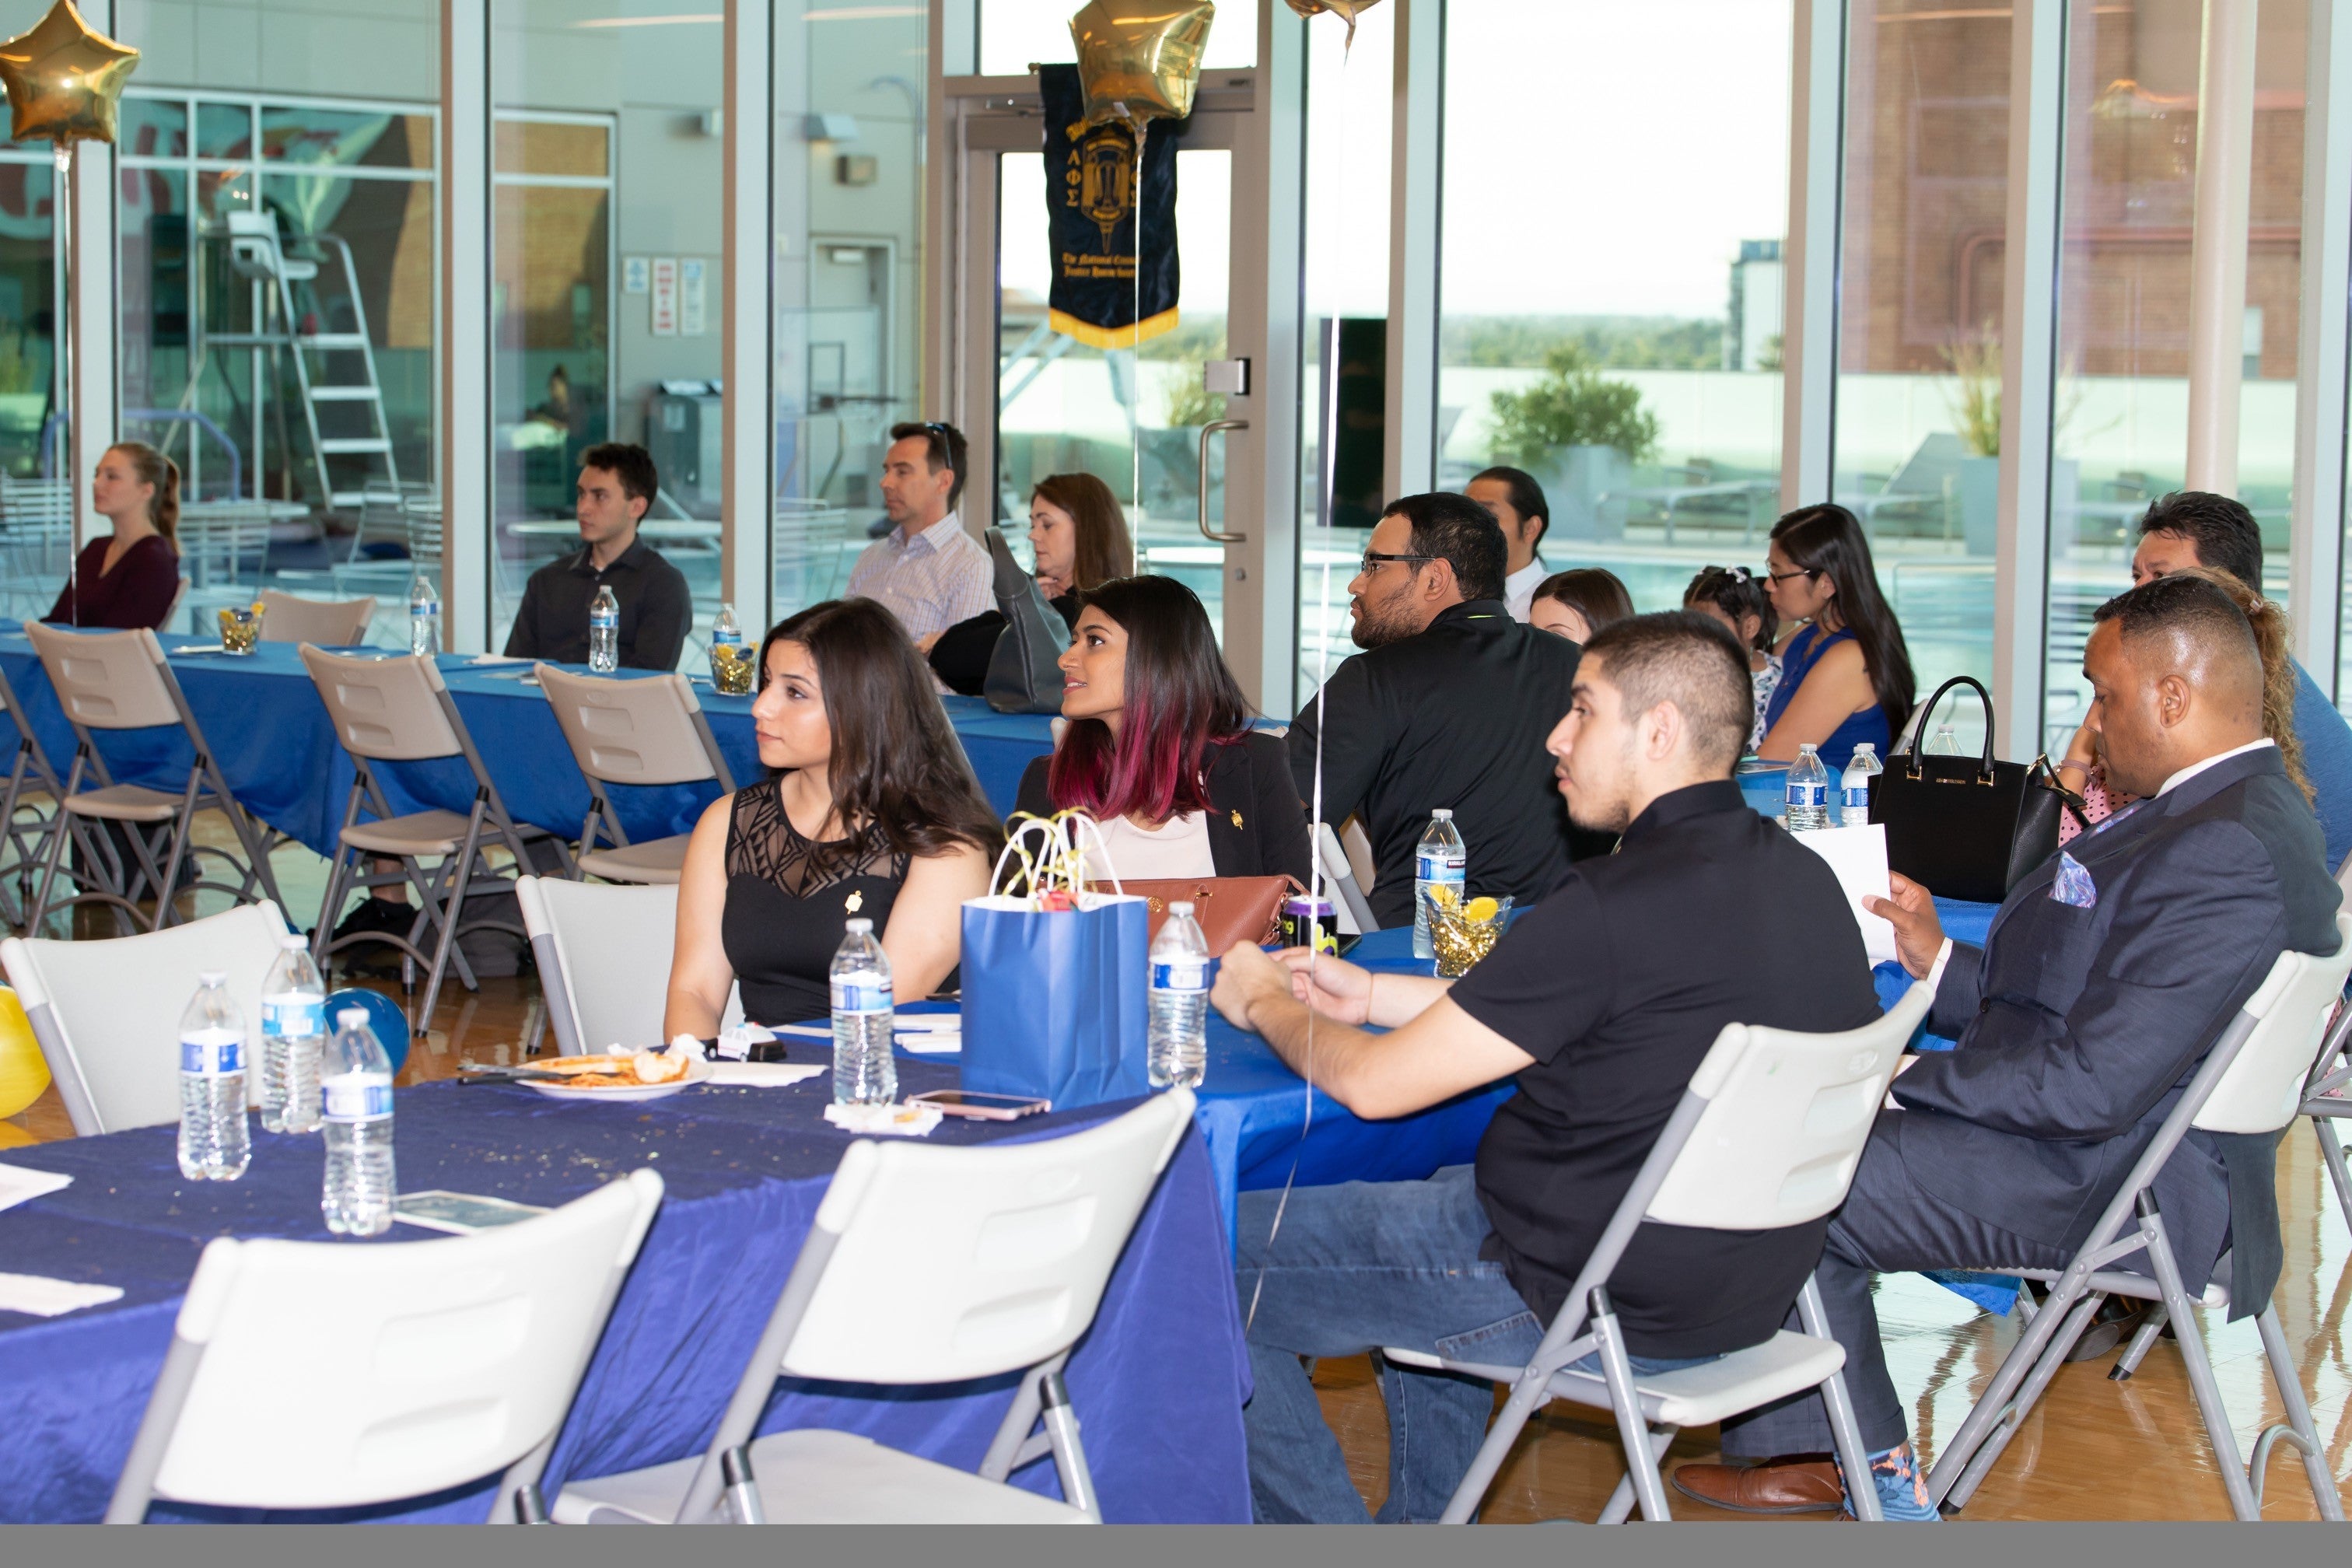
[{"left": 1895, "top": 674, "right": 1998, "bottom": 782}]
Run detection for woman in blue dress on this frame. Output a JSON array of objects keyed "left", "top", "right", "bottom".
[{"left": 1756, "top": 503, "right": 1916, "bottom": 775}]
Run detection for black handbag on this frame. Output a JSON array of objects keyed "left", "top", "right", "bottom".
[
  {"left": 1867, "top": 676, "right": 2074, "bottom": 904},
  {"left": 981, "top": 527, "right": 1071, "bottom": 715}
]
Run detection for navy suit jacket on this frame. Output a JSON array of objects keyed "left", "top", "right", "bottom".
[{"left": 1887, "top": 746, "right": 2340, "bottom": 1303}]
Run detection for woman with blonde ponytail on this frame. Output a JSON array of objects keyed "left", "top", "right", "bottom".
[{"left": 44, "top": 440, "right": 184, "bottom": 629}]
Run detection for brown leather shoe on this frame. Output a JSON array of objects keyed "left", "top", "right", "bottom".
[{"left": 1669, "top": 1455, "right": 1846, "bottom": 1514}]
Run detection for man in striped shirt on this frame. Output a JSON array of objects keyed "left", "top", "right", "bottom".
[{"left": 848, "top": 422, "right": 992, "bottom": 666}]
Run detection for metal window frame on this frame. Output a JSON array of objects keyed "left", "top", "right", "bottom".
[
  {"left": 1780, "top": 0, "right": 1843, "bottom": 512},
  {"left": 1997, "top": 0, "right": 2063, "bottom": 750},
  {"left": 440, "top": 0, "right": 491, "bottom": 653},
  {"left": 1384, "top": 0, "right": 1441, "bottom": 504},
  {"left": 2294, "top": 0, "right": 2352, "bottom": 695}
]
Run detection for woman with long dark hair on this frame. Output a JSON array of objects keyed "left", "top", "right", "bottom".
[
  {"left": 924, "top": 472, "right": 1136, "bottom": 695},
  {"left": 1756, "top": 503, "right": 1916, "bottom": 773},
  {"left": 667, "top": 597, "right": 1002, "bottom": 1031},
  {"left": 46, "top": 441, "right": 182, "bottom": 629},
  {"left": 1014, "top": 575, "right": 1310, "bottom": 884},
  {"left": 1528, "top": 567, "right": 1634, "bottom": 645}
]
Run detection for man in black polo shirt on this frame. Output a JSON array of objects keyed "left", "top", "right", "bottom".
[
  {"left": 1213, "top": 612, "right": 1881, "bottom": 1524},
  {"left": 504, "top": 442, "right": 692, "bottom": 670},
  {"left": 1288, "top": 493, "right": 1587, "bottom": 929}
]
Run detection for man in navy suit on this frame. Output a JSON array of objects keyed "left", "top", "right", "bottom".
[{"left": 1674, "top": 572, "right": 2341, "bottom": 1521}]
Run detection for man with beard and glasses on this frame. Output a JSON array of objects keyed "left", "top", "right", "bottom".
[
  {"left": 1287, "top": 492, "right": 1591, "bottom": 928},
  {"left": 1213, "top": 612, "right": 1882, "bottom": 1521}
]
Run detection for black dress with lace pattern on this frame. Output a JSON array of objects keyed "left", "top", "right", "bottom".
[{"left": 721, "top": 783, "right": 912, "bottom": 1025}]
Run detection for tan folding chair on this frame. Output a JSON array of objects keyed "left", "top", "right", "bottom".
[
  {"left": 300, "top": 645, "right": 574, "bottom": 1027},
  {"left": 21, "top": 622, "right": 285, "bottom": 933},
  {"left": 257, "top": 590, "right": 376, "bottom": 646},
  {"left": 534, "top": 663, "right": 736, "bottom": 885}
]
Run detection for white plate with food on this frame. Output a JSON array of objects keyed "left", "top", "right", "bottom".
[{"left": 519, "top": 1050, "right": 712, "bottom": 1101}]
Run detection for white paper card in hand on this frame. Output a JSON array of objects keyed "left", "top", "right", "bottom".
[
  {"left": 0, "top": 1272, "right": 124, "bottom": 1317},
  {"left": 1790, "top": 823, "right": 1899, "bottom": 967},
  {"left": 709, "top": 1061, "right": 825, "bottom": 1087},
  {"left": 0, "top": 1162, "right": 71, "bottom": 1213}
]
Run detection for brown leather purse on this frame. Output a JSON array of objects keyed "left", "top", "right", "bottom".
[{"left": 1087, "top": 875, "right": 1302, "bottom": 952}]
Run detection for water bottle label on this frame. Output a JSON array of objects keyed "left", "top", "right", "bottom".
[
  {"left": 1787, "top": 782, "right": 1827, "bottom": 807},
  {"left": 713, "top": 628, "right": 744, "bottom": 647},
  {"left": 322, "top": 1078, "right": 392, "bottom": 1122},
  {"left": 1153, "top": 961, "right": 1206, "bottom": 993},
  {"left": 591, "top": 611, "right": 618, "bottom": 627},
  {"left": 831, "top": 975, "right": 892, "bottom": 1015},
  {"left": 1416, "top": 854, "right": 1466, "bottom": 884},
  {"left": 1843, "top": 784, "right": 1871, "bottom": 811},
  {"left": 262, "top": 999, "right": 325, "bottom": 1039},
  {"left": 180, "top": 1033, "right": 243, "bottom": 1075}
]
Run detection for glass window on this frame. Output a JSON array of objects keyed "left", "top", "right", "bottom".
[
  {"left": 0, "top": 151, "right": 61, "bottom": 618},
  {"left": 1832, "top": 0, "right": 2011, "bottom": 751},
  {"left": 495, "top": 118, "right": 609, "bottom": 178},
  {"left": 197, "top": 101, "right": 254, "bottom": 160},
  {"left": 978, "top": 0, "right": 1258, "bottom": 74},
  {"left": 122, "top": 96, "right": 187, "bottom": 159},
  {"left": 261, "top": 106, "right": 433, "bottom": 171},
  {"left": 1433, "top": 0, "right": 1791, "bottom": 669}
]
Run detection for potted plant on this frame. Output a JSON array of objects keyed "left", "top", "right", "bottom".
[{"left": 1486, "top": 344, "right": 1660, "bottom": 541}]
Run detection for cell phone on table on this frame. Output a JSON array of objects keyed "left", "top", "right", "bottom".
[{"left": 906, "top": 1088, "right": 1051, "bottom": 1121}]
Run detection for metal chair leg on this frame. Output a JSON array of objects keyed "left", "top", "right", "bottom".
[
  {"left": 1595, "top": 1426, "right": 1676, "bottom": 1524},
  {"left": 2315, "top": 1117, "right": 2352, "bottom": 1239},
  {"left": 1039, "top": 1368, "right": 1100, "bottom": 1521},
  {"left": 1590, "top": 1291, "right": 1673, "bottom": 1522},
  {"left": 1801, "top": 1276, "right": 1881, "bottom": 1522},
  {"left": 1940, "top": 1289, "right": 2105, "bottom": 1513},
  {"left": 2137, "top": 1202, "right": 2262, "bottom": 1521},
  {"left": 2109, "top": 1304, "right": 2169, "bottom": 1381},
  {"left": 2251, "top": 1304, "right": 2345, "bottom": 1521}
]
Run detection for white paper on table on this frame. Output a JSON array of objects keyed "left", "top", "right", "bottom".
[
  {"left": 896, "top": 1031, "right": 961, "bottom": 1055},
  {"left": 1789, "top": 822, "right": 1900, "bottom": 967},
  {"left": 0, "top": 1272, "right": 123, "bottom": 1318},
  {"left": 0, "top": 1163, "right": 70, "bottom": 1213},
  {"left": 708, "top": 1061, "right": 826, "bottom": 1087},
  {"left": 467, "top": 653, "right": 530, "bottom": 666}
]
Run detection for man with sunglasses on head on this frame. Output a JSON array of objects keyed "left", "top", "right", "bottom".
[
  {"left": 1289, "top": 493, "right": 1591, "bottom": 928},
  {"left": 847, "top": 422, "right": 992, "bottom": 677}
]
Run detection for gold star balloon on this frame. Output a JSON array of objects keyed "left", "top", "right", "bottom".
[
  {"left": 0, "top": 0, "right": 139, "bottom": 148},
  {"left": 1069, "top": 0, "right": 1216, "bottom": 133},
  {"left": 1285, "top": 0, "right": 1382, "bottom": 47}
]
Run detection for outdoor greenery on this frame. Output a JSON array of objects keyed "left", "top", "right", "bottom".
[
  {"left": 1486, "top": 344, "right": 1661, "bottom": 467},
  {"left": 1444, "top": 314, "right": 1724, "bottom": 371},
  {"left": 1941, "top": 328, "right": 2000, "bottom": 457}
]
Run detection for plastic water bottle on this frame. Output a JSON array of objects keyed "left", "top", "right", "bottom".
[
  {"left": 711, "top": 602, "right": 744, "bottom": 653},
  {"left": 1839, "top": 742, "right": 1883, "bottom": 827},
  {"left": 1412, "top": 809, "right": 1466, "bottom": 961},
  {"left": 408, "top": 569, "right": 439, "bottom": 656},
  {"left": 177, "top": 971, "right": 250, "bottom": 1181},
  {"left": 829, "top": 917, "right": 896, "bottom": 1106},
  {"left": 259, "top": 935, "right": 327, "bottom": 1136},
  {"left": 589, "top": 585, "right": 620, "bottom": 674},
  {"left": 1148, "top": 901, "right": 1210, "bottom": 1090},
  {"left": 1785, "top": 744, "right": 1832, "bottom": 831},
  {"left": 1928, "top": 724, "right": 1961, "bottom": 755},
  {"left": 321, "top": 1006, "right": 397, "bottom": 1237}
]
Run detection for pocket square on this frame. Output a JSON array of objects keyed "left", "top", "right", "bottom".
[{"left": 2049, "top": 850, "right": 2098, "bottom": 908}]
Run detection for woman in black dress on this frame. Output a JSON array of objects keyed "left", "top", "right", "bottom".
[{"left": 665, "top": 598, "right": 1002, "bottom": 1031}]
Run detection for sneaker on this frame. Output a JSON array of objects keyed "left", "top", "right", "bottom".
[{"left": 1850, "top": 1444, "right": 1939, "bottom": 1522}]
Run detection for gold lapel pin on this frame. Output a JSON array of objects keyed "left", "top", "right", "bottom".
[
  {"left": 1230, "top": 810, "right": 1244, "bottom": 829},
  {"left": 844, "top": 888, "right": 864, "bottom": 914}
]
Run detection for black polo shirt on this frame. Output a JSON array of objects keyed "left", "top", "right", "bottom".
[
  {"left": 1450, "top": 780, "right": 1882, "bottom": 1357},
  {"left": 1288, "top": 599, "right": 1584, "bottom": 926},
  {"left": 503, "top": 535, "right": 692, "bottom": 670}
]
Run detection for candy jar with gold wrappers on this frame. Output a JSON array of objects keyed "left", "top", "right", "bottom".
[
  {"left": 708, "top": 640, "right": 754, "bottom": 696},
  {"left": 1426, "top": 886, "right": 1512, "bottom": 979},
  {"left": 219, "top": 600, "right": 264, "bottom": 654}
]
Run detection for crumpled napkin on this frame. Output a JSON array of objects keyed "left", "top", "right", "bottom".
[{"left": 822, "top": 1101, "right": 943, "bottom": 1138}]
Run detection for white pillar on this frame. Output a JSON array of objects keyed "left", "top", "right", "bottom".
[
  {"left": 2289, "top": 0, "right": 2352, "bottom": 689},
  {"left": 68, "top": 0, "right": 118, "bottom": 553},
  {"left": 1383, "top": 0, "right": 1440, "bottom": 503},
  {"left": 723, "top": 0, "right": 777, "bottom": 633},
  {"left": 2183, "top": 0, "right": 2259, "bottom": 494},
  {"left": 1778, "top": 0, "right": 1841, "bottom": 512},
  {"left": 439, "top": 0, "right": 490, "bottom": 653},
  {"left": 1993, "top": 0, "right": 2064, "bottom": 754}
]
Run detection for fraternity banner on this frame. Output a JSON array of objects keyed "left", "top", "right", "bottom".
[{"left": 1039, "top": 62, "right": 1181, "bottom": 349}]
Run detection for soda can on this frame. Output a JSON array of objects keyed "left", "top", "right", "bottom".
[{"left": 1281, "top": 894, "right": 1339, "bottom": 954}]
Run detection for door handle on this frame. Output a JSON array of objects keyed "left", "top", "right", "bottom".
[{"left": 1197, "top": 418, "right": 1247, "bottom": 544}]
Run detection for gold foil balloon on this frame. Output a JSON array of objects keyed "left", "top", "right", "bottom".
[
  {"left": 1069, "top": 0, "right": 1216, "bottom": 132},
  {"left": 1285, "top": 0, "right": 1383, "bottom": 46},
  {"left": 0, "top": 0, "right": 139, "bottom": 148},
  {"left": 0, "top": 986, "right": 49, "bottom": 1121}
]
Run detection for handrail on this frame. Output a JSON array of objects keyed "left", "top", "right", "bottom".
[{"left": 1196, "top": 418, "right": 1247, "bottom": 544}]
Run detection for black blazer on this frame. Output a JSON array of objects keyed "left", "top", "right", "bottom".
[
  {"left": 928, "top": 591, "right": 1081, "bottom": 698},
  {"left": 1014, "top": 730, "right": 1312, "bottom": 885},
  {"left": 1888, "top": 746, "right": 2340, "bottom": 1307}
]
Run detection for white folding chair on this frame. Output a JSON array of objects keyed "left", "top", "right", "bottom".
[
  {"left": 1314, "top": 821, "right": 1376, "bottom": 935},
  {"left": 1929, "top": 914, "right": 2352, "bottom": 1522},
  {"left": 1388, "top": 982, "right": 1937, "bottom": 1524},
  {"left": 2298, "top": 857, "right": 2352, "bottom": 1241},
  {"left": 515, "top": 875, "right": 740, "bottom": 1055},
  {"left": 105, "top": 1169, "right": 665, "bottom": 1524},
  {"left": 0, "top": 657, "right": 66, "bottom": 929},
  {"left": 300, "top": 645, "right": 574, "bottom": 1027},
  {"left": 552, "top": 1088, "right": 1197, "bottom": 1524},
  {"left": 0, "top": 901, "right": 293, "bottom": 1134},
  {"left": 21, "top": 622, "right": 285, "bottom": 933},
  {"left": 257, "top": 589, "right": 377, "bottom": 646},
  {"left": 534, "top": 664, "right": 737, "bottom": 886}
]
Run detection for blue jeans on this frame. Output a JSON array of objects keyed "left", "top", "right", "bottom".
[{"left": 1234, "top": 1165, "right": 1712, "bottom": 1523}]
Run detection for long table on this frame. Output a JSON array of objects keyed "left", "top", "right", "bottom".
[
  {"left": 0, "top": 1060, "right": 1251, "bottom": 1524},
  {"left": 0, "top": 629, "right": 1058, "bottom": 860}
]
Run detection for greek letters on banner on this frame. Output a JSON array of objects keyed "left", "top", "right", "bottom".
[{"left": 1038, "top": 62, "right": 1181, "bottom": 350}]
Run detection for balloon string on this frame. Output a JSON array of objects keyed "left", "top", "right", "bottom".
[{"left": 1130, "top": 123, "right": 1144, "bottom": 564}]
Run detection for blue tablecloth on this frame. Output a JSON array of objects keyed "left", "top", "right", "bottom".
[
  {"left": 0, "top": 1061, "right": 1250, "bottom": 1524},
  {"left": 0, "top": 629, "right": 1055, "bottom": 861}
]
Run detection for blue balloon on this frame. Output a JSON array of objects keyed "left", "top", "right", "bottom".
[{"left": 325, "top": 988, "right": 411, "bottom": 1077}]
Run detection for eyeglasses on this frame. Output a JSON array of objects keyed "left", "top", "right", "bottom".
[
  {"left": 1764, "top": 567, "right": 1819, "bottom": 585},
  {"left": 1358, "top": 550, "right": 1434, "bottom": 576}
]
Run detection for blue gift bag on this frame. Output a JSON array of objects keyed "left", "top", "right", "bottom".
[{"left": 960, "top": 891, "right": 1152, "bottom": 1109}]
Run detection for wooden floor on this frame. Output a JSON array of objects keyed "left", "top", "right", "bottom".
[{"left": 6, "top": 833, "right": 2351, "bottom": 1522}]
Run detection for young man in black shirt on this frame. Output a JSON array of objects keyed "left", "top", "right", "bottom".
[
  {"left": 503, "top": 442, "right": 692, "bottom": 670},
  {"left": 1286, "top": 493, "right": 1591, "bottom": 929},
  {"left": 1213, "top": 611, "right": 1882, "bottom": 1524}
]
